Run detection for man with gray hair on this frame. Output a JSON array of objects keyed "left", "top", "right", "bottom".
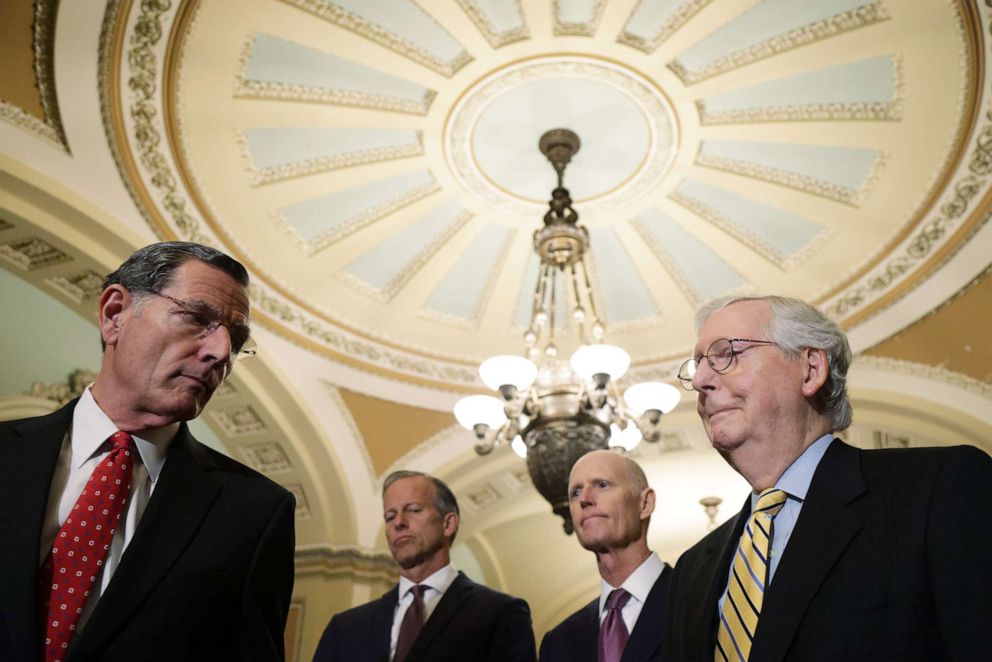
[
  {"left": 0, "top": 241, "right": 295, "bottom": 661},
  {"left": 313, "top": 470, "right": 536, "bottom": 661},
  {"left": 662, "top": 295, "right": 992, "bottom": 661}
]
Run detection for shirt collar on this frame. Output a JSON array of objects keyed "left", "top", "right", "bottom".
[
  {"left": 598, "top": 551, "right": 664, "bottom": 615},
  {"left": 750, "top": 434, "right": 834, "bottom": 508},
  {"left": 398, "top": 563, "right": 459, "bottom": 598},
  {"left": 72, "top": 387, "right": 178, "bottom": 483}
]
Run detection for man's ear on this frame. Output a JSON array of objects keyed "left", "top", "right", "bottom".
[
  {"left": 97, "top": 285, "right": 129, "bottom": 348},
  {"left": 640, "top": 488, "right": 656, "bottom": 521},
  {"left": 443, "top": 511, "right": 459, "bottom": 538},
  {"left": 800, "top": 347, "right": 829, "bottom": 398}
]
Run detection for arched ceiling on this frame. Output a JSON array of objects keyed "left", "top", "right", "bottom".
[
  {"left": 96, "top": 0, "right": 990, "bottom": 389},
  {"left": 2, "top": 1, "right": 992, "bottom": 650}
]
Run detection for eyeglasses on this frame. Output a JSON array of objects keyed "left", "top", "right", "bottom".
[
  {"left": 143, "top": 290, "right": 256, "bottom": 362},
  {"left": 677, "top": 338, "right": 776, "bottom": 390}
]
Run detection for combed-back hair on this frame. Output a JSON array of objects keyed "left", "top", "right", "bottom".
[
  {"left": 383, "top": 470, "right": 460, "bottom": 542},
  {"left": 696, "top": 295, "right": 853, "bottom": 431},
  {"left": 103, "top": 241, "right": 249, "bottom": 293}
]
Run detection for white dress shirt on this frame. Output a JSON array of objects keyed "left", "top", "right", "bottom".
[
  {"left": 598, "top": 552, "right": 665, "bottom": 634},
  {"left": 389, "top": 563, "right": 459, "bottom": 660},
  {"left": 38, "top": 387, "right": 177, "bottom": 632}
]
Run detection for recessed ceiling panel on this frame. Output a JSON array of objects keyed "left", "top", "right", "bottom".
[
  {"left": 588, "top": 227, "right": 659, "bottom": 324},
  {"left": 632, "top": 208, "right": 747, "bottom": 304}
]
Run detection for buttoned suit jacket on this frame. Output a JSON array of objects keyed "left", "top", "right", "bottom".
[
  {"left": 0, "top": 399, "right": 296, "bottom": 662},
  {"left": 662, "top": 439, "right": 992, "bottom": 662},
  {"left": 312, "top": 571, "right": 537, "bottom": 662},
  {"left": 538, "top": 564, "right": 671, "bottom": 662}
]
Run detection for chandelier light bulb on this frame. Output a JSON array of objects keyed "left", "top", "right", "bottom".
[
  {"left": 545, "top": 344, "right": 558, "bottom": 358},
  {"left": 535, "top": 310, "right": 549, "bottom": 325},
  {"left": 592, "top": 322, "right": 605, "bottom": 340},
  {"left": 623, "top": 382, "right": 681, "bottom": 415},
  {"left": 572, "top": 307, "right": 585, "bottom": 321},
  {"left": 479, "top": 355, "right": 537, "bottom": 391},
  {"left": 453, "top": 395, "right": 507, "bottom": 430},
  {"left": 570, "top": 343, "right": 631, "bottom": 381},
  {"left": 511, "top": 435, "right": 528, "bottom": 458},
  {"left": 523, "top": 329, "right": 537, "bottom": 345}
]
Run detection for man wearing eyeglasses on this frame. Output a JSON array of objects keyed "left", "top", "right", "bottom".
[
  {"left": 662, "top": 295, "right": 992, "bottom": 662},
  {"left": 0, "top": 242, "right": 295, "bottom": 661}
]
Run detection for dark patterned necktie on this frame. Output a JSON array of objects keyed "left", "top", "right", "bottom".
[
  {"left": 394, "top": 584, "right": 427, "bottom": 662},
  {"left": 598, "top": 587, "right": 631, "bottom": 662},
  {"left": 40, "top": 431, "right": 134, "bottom": 662}
]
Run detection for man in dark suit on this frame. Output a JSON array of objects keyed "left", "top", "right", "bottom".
[
  {"left": 0, "top": 242, "right": 295, "bottom": 661},
  {"left": 313, "top": 470, "right": 536, "bottom": 662},
  {"left": 662, "top": 295, "right": 992, "bottom": 661},
  {"left": 540, "top": 450, "right": 671, "bottom": 662}
]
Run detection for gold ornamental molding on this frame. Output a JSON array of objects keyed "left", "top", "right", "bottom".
[
  {"left": 294, "top": 544, "right": 399, "bottom": 583},
  {"left": 98, "top": 0, "right": 482, "bottom": 390},
  {"left": 617, "top": 0, "right": 714, "bottom": 53},
  {"left": 456, "top": 0, "right": 530, "bottom": 48}
]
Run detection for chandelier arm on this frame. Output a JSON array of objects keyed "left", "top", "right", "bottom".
[
  {"left": 548, "top": 265, "right": 558, "bottom": 353},
  {"left": 568, "top": 263, "right": 587, "bottom": 344},
  {"left": 576, "top": 258, "right": 603, "bottom": 337}
]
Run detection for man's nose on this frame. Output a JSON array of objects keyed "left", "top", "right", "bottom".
[
  {"left": 691, "top": 358, "right": 717, "bottom": 391},
  {"left": 200, "top": 324, "right": 235, "bottom": 365}
]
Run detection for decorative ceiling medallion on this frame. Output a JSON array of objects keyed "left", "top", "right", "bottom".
[{"left": 444, "top": 56, "right": 678, "bottom": 214}]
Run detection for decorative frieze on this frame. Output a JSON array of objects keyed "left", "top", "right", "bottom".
[{"left": 0, "top": 238, "right": 70, "bottom": 271}]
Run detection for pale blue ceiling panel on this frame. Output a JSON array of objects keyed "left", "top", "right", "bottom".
[
  {"left": 557, "top": 0, "right": 599, "bottom": 24},
  {"left": 674, "top": 0, "right": 876, "bottom": 76},
  {"left": 697, "top": 140, "right": 880, "bottom": 203},
  {"left": 673, "top": 178, "right": 826, "bottom": 264},
  {"left": 278, "top": 169, "right": 438, "bottom": 251},
  {"left": 466, "top": 0, "right": 527, "bottom": 42},
  {"left": 243, "top": 34, "right": 434, "bottom": 112},
  {"left": 632, "top": 208, "right": 746, "bottom": 303},
  {"left": 344, "top": 200, "right": 472, "bottom": 300},
  {"left": 281, "top": 0, "right": 471, "bottom": 75},
  {"left": 424, "top": 223, "right": 515, "bottom": 323},
  {"left": 698, "top": 55, "right": 896, "bottom": 121},
  {"left": 242, "top": 127, "right": 421, "bottom": 184},
  {"left": 588, "top": 227, "right": 658, "bottom": 323},
  {"left": 620, "top": 0, "right": 708, "bottom": 51}
]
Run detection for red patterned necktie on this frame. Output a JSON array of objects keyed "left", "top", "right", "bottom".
[
  {"left": 598, "top": 588, "right": 632, "bottom": 662},
  {"left": 394, "top": 584, "right": 427, "bottom": 662},
  {"left": 40, "top": 431, "right": 134, "bottom": 662}
]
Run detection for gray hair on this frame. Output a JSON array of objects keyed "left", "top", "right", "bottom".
[
  {"left": 103, "top": 241, "right": 249, "bottom": 293},
  {"left": 383, "top": 470, "right": 460, "bottom": 542},
  {"left": 696, "top": 295, "right": 852, "bottom": 430}
]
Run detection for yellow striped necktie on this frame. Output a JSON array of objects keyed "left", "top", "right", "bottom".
[{"left": 715, "top": 488, "right": 789, "bottom": 662}]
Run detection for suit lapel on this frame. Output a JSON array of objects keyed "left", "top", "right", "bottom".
[
  {"left": 71, "top": 425, "right": 222, "bottom": 658},
  {"left": 371, "top": 588, "right": 399, "bottom": 661},
  {"left": 751, "top": 439, "right": 866, "bottom": 661},
  {"left": 568, "top": 600, "right": 599, "bottom": 662},
  {"left": 407, "top": 572, "right": 474, "bottom": 659},
  {"left": 622, "top": 564, "right": 672, "bottom": 662},
  {"left": 687, "top": 500, "right": 750, "bottom": 660},
  {"left": 0, "top": 402, "right": 75, "bottom": 662}
]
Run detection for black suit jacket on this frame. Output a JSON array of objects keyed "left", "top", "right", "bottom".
[
  {"left": 312, "top": 571, "right": 536, "bottom": 662},
  {"left": 0, "top": 400, "right": 296, "bottom": 662},
  {"left": 662, "top": 439, "right": 992, "bottom": 661},
  {"left": 539, "top": 564, "right": 671, "bottom": 662}
]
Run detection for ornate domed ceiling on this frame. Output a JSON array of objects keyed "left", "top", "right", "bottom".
[{"left": 99, "top": 0, "right": 989, "bottom": 389}]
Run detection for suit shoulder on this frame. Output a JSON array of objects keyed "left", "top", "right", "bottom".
[
  {"left": 546, "top": 599, "right": 597, "bottom": 637},
  {"left": 327, "top": 591, "right": 394, "bottom": 630},
  {"left": 191, "top": 439, "right": 292, "bottom": 502},
  {"left": 859, "top": 443, "right": 991, "bottom": 474},
  {"left": 464, "top": 577, "right": 530, "bottom": 609},
  {"left": 0, "top": 400, "right": 75, "bottom": 437}
]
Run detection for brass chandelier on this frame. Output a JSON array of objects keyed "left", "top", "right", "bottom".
[{"left": 454, "top": 129, "right": 680, "bottom": 534}]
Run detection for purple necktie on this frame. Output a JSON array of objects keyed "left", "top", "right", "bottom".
[
  {"left": 598, "top": 588, "right": 632, "bottom": 662},
  {"left": 394, "top": 584, "right": 427, "bottom": 662}
]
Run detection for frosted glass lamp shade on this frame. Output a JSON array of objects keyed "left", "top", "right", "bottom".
[
  {"left": 510, "top": 435, "right": 528, "bottom": 458},
  {"left": 609, "top": 424, "right": 642, "bottom": 451},
  {"left": 479, "top": 355, "right": 537, "bottom": 391},
  {"left": 623, "top": 382, "right": 681, "bottom": 415},
  {"left": 570, "top": 344, "right": 631, "bottom": 381},
  {"left": 454, "top": 395, "right": 507, "bottom": 430}
]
